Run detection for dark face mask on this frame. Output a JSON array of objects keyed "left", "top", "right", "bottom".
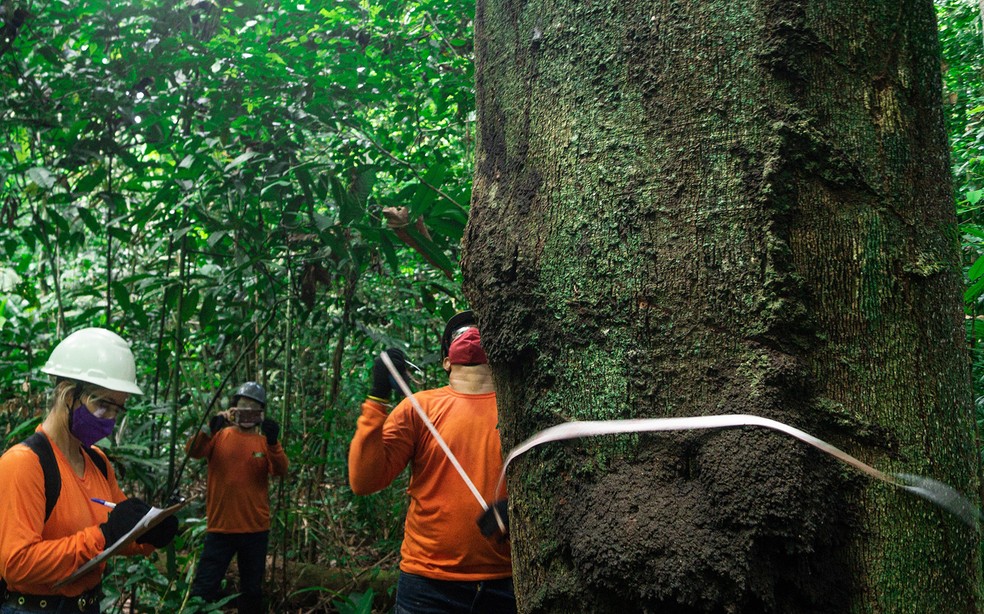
[{"left": 71, "top": 404, "right": 116, "bottom": 447}]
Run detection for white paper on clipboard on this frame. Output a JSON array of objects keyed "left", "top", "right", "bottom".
[{"left": 54, "top": 497, "right": 191, "bottom": 588}]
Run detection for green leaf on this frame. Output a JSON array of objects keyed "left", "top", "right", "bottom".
[
  {"left": 163, "top": 284, "right": 182, "bottom": 310},
  {"left": 130, "top": 302, "right": 149, "bottom": 328},
  {"left": 47, "top": 208, "right": 71, "bottom": 235},
  {"left": 76, "top": 207, "right": 102, "bottom": 233},
  {"left": 225, "top": 151, "right": 257, "bottom": 172},
  {"left": 970, "top": 257, "right": 984, "bottom": 281},
  {"left": 207, "top": 230, "right": 227, "bottom": 248},
  {"left": 349, "top": 167, "right": 377, "bottom": 204},
  {"left": 378, "top": 232, "right": 400, "bottom": 274},
  {"left": 313, "top": 211, "right": 333, "bottom": 231},
  {"left": 961, "top": 224, "right": 984, "bottom": 241},
  {"left": 200, "top": 291, "right": 217, "bottom": 329},
  {"left": 28, "top": 167, "right": 57, "bottom": 190},
  {"left": 112, "top": 281, "right": 133, "bottom": 313},
  {"left": 965, "top": 275, "right": 984, "bottom": 305},
  {"left": 116, "top": 149, "right": 143, "bottom": 171},
  {"left": 75, "top": 166, "right": 107, "bottom": 194},
  {"left": 108, "top": 226, "right": 132, "bottom": 243},
  {"left": 261, "top": 180, "right": 292, "bottom": 198},
  {"left": 331, "top": 175, "right": 362, "bottom": 225},
  {"left": 419, "top": 284, "right": 437, "bottom": 311},
  {"left": 426, "top": 209, "right": 466, "bottom": 244},
  {"left": 404, "top": 226, "right": 457, "bottom": 278},
  {"left": 409, "top": 164, "right": 448, "bottom": 217},
  {"left": 181, "top": 286, "right": 201, "bottom": 323}
]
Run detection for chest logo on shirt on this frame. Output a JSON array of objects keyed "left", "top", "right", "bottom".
[{"left": 252, "top": 451, "right": 266, "bottom": 458}]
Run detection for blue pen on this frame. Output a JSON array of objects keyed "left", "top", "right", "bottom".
[{"left": 91, "top": 498, "right": 116, "bottom": 509}]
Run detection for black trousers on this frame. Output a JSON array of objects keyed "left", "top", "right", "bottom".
[{"left": 190, "top": 531, "right": 269, "bottom": 613}]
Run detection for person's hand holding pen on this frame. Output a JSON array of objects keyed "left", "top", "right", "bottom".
[
  {"left": 98, "top": 498, "right": 150, "bottom": 545},
  {"left": 93, "top": 497, "right": 179, "bottom": 548}
]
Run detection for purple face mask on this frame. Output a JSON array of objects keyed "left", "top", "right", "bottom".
[{"left": 71, "top": 404, "right": 116, "bottom": 447}]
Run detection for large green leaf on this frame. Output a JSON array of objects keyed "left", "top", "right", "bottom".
[
  {"left": 409, "top": 164, "right": 448, "bottom": 218},
  {"left": 331, "top": 174, "right": 362, "bottom": 225}
]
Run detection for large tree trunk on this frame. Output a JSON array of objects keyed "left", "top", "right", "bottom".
[{"left": 462, "top": 0, "right": 982, "bottom": 611}]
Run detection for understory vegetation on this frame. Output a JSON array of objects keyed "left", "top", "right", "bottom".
[{"left": 1, "top": 0, "right": 982, "bottom": 611}]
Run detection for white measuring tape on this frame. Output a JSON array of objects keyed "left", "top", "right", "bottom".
[
  {"left": 381, "top": 353, "right": 980, "bottom": 530},
  {"left": 381, "top": 351, "right": 490, "bottom": 512},
  {"left": 495, "top": 414, "right": 981, "bottom": 529}
]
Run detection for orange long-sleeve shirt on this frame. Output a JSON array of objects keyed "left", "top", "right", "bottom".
[
  {"left": 348, "top": 388, "right": 512, "bottom": 581},
  {"left": 186, "top": 427, "right": 289, "bottom": 533},
  {"left": 0, "top": 428, "right": 152, "bottom": 597}
]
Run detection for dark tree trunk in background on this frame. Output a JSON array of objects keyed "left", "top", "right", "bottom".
[{"left": 463, "top": 0, "right": 982, "bottom": 611}]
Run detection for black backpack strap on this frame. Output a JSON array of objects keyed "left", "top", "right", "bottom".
[
  {"left": 83, "top": 446, "right": 109, "bottom": 480},
  {"left": 17, "top": 435, "right": 111, "bottom": 524},
  {"left": 21, "top": 432, "right": 60, "bottom": 523}
]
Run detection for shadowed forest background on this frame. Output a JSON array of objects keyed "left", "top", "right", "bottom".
[{"left": 1, "top": 0, "right": 983, "bottom": 612}]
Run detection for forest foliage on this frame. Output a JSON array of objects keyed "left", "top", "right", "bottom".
[{"left": 0, "top": 0, "right": 982, "bottom": 611}]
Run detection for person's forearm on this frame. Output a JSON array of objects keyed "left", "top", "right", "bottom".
[
  {"left": 348, "top": 400, "right": 408, "bottom": 495},
  {"left": 269, "top": 444, "right": 289, "bottom": 477},
  {"left": 185, "top": 431, "right": 210, "bottom": 458},
  {"left": 1, "top": 525, "right": 104, "bottom": 586}
]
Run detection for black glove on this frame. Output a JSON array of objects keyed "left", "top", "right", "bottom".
[
  {"left": 477, "top": 499, "right": 509, "bottom": 539},
  {"left": 137, "top": 514, "right": 179, "bottom": 548},
  {"left": 208, "top": 414, "right": 228, "bottom": 434},
  {"left": 100, "top": 497, "right": 151, "bottom": 546},
  {"left": 260, "top": 418, "right": 280, "bottom": 445},
  {"left": 369, "top": 348, "right": 408, "bottom": 400}
]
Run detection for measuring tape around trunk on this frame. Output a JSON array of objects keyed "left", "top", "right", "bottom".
[
  {"left": 494, "top": 414, "right": 981, "bottom": 529},
  {"left": 381, "top": 353, "right": 980, "bottom": 530}
]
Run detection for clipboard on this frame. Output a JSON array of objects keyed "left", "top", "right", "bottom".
[{"left": 53, "top": 497, "right": 192, "bottom": 587}]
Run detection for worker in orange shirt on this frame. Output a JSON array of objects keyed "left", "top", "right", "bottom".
[
  {"left": 0, "top": 327, "right": 178, "bottom": 614},
  {"left": 348, "top": 311, "right": 515, "bottom": 614},
  {"left": 186, "top": 382, "right": 288, "bottom": 614}
]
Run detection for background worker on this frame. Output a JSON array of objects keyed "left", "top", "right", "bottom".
[
  {"left": 0, "top": 327, "right": 178, "bottom": 614},
  {"left": 348, "top": 311, "right": 515, "bottom": 614},
  {"left": 187, "top": 382, "right": 288, "bottom": 614}
]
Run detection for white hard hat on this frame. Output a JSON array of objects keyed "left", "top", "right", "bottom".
[{"left": 41, "top": 327, "right": 144, "bottom": 395}]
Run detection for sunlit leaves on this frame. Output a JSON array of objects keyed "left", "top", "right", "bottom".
[{"left": 26, "top": 167, "right": 57, "bottom": 191}]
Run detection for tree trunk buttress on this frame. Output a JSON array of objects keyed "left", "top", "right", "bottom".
[{"left": 463, "top": 0, "right": 981, "bottom": 612}]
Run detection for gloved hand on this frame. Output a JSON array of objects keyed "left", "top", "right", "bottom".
[
  {"left": 477, "top": 499, "right": 509, "bottom": 539},
  {"left": 260, "top": 418, "right": 280, "bottom": 445},
  {"left": 369, "top": 348, "right": 408, "bottom": 401},
  {"left": 208, "top": 414, "right": 228, "bottom": 435},
  {"left": 100, "top": 498, "right": 151, "bottom": 546},
  {"left": 137, "top": 514, "right": 179, "bottom": 548}
]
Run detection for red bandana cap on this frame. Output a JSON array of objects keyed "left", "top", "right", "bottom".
[{"left": 448, "top": 327, "right": 488, "bottom": 365}]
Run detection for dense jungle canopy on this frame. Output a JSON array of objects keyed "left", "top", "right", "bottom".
[{"left": 1, "top": 0, "right": 983, "bottom": 612}]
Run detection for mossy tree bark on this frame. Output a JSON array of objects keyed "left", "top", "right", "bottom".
[{"left": 463, "top": 0, "right": 981, "bottom": 611}]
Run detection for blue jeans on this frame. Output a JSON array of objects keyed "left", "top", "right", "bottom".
[
  {"left": 190, "top": 531, "right": 269, "bottom": 608},
  {"left": 1, "top": 599, "right": 98, "bottom": 614},
  {"left": 394, "top": 572, "right": 517, "bottom": 614}
]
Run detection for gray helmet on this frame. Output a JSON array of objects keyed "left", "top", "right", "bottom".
[{"left": 232, "top": 381, "right": 266, "bottom": 407}]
